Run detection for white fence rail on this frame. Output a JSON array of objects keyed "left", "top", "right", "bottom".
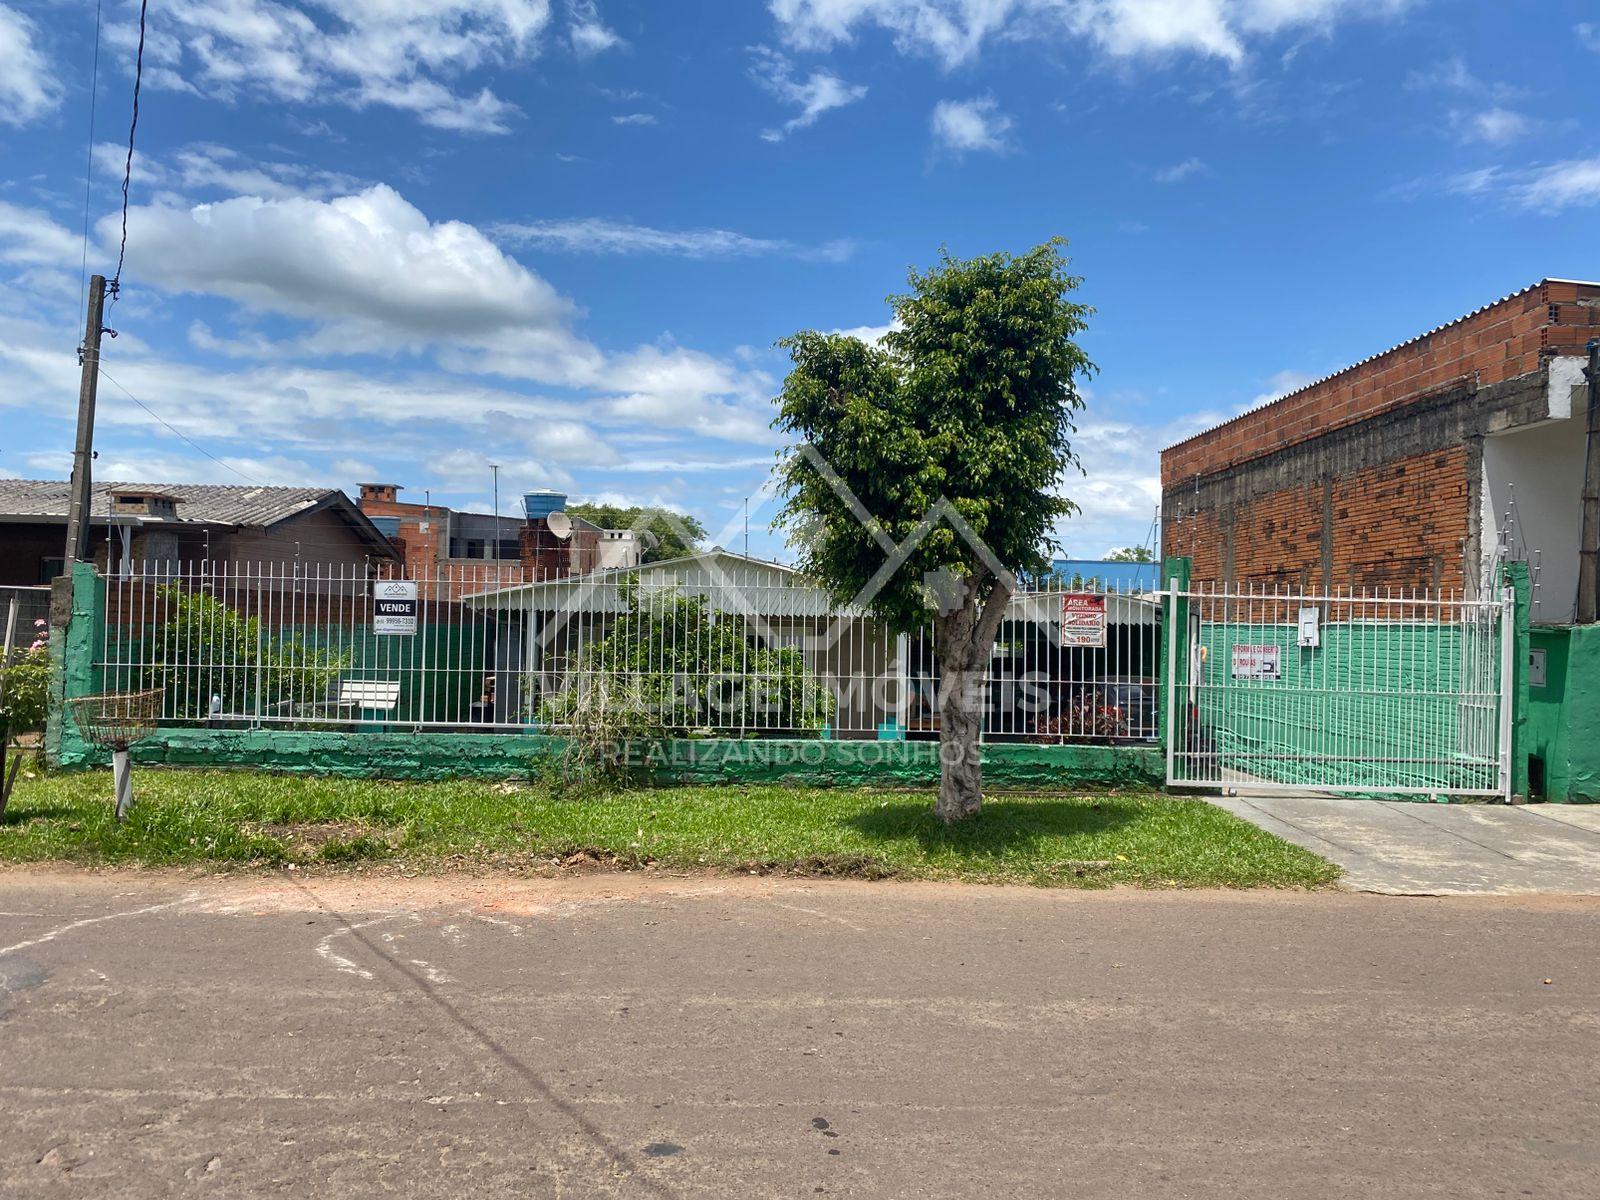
[
  {"left": 1166, "top": 583, "right": 1510, "bottom": 797},
  {"left": 95, "top": 561, "right": 1162, "bottom": 744}
]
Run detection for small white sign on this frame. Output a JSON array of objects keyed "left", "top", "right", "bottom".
[
  {"left": 1061, "top": 593, "right": 1107, "bottom": 649},
  {"left": 1297, "top": 605, "right": 1320, "bottom": 649},
  {"left": 1231, "top": 643, "right": 1282, "bottom": 681},
  {"left": 373, "top": 579, "right": 418, "bottom": 636}
]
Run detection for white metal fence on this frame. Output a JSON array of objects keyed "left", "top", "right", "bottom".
[
  {"left": 95, "top": 561, "right": 1162, "bottom": 744},
  {"left": 1165, "top": 583, "right": 1510, "bottom": 797}
]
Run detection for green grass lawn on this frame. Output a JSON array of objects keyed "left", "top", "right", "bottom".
[{"left": 0, "top": 768, "right": 1339, "bottom": 888}]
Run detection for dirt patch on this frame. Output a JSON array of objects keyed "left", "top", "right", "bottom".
[{"left": 738, "top": 854, "right": 900, "bottom": 880}]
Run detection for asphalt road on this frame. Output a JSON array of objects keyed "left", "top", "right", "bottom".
[{"left": 1, "top": 871, "right": 1597, "bottom": 1199}]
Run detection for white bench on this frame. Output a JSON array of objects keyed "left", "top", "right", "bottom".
[{"left": 323, "top": 679, "right": 402, "bottom": 718}]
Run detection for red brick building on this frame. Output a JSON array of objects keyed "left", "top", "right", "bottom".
[
  {"left": 1161, "top": 279, "right": 1600, "bottom": 620},
  {"left": 358, "top": 484, "right": 641, "bottom": 592}
]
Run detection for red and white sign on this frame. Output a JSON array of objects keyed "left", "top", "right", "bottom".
[
  {"left": 1061, "top": 593, "right": 1107, "bottom": 649},
  {"left": 1230, "top": 643, "right": 1281, "bottom": 681}
]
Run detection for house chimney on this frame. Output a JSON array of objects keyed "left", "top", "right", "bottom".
[{"left": 360, "top": 483, "right": 400, "bottom": 506}]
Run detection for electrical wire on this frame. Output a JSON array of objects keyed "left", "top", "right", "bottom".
[
  {"left": 77, "top": 0, "right": 105, "bottom": 323},
  {"left": 97, "top": 366, "right": 269, "bottom": 487},
  {"left": 109, "top": 0, "right": 149, "bottom": 304}
]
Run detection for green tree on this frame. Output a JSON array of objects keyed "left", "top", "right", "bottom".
[
  {"left": 149, "top": 587, "right": 350, "bottom": 718},
  {"left": 773, "top": 241, "right": 1094, "bottom": 822},
  {"left": 564, "top": 504, "right": 707, "bottom": 563},
  {"left": 1105, "top": 546, "right": 1154, "bottom": 562}
]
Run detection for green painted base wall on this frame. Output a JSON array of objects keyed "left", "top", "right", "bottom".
[
  {"left": 59, "top": 728, "right": 1163, "bottom": 790},
  {"left": 1528, "top": 624, "right": 1600, "bottom": 803}
]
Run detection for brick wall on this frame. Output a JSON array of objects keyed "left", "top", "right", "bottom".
[
  {"left": 1161, "top": 278, "right": 1598, "bottom": 590},
  {"left": 1167, "top": 445, "right": 1471, "bottom": 590},
  {"left": 1163, "top": 279, "right": 1600, "bottom": 484}
]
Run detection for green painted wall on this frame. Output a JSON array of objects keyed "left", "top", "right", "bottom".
[
  {"left": 61, "top": 728, "right": 1164, "bottom": 790},
  {"left": 1527, "top": 624, "right": 1600, "bottom": 803}
]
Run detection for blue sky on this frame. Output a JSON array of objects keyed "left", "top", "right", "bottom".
[{"left": 1, "top": 0, "right": 1597, "bottom": 562}]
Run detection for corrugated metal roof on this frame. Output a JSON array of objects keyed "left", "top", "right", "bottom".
[
  {"left": 1162, "top": 277, "right": 1600, "bottom": 457},
  {"left": 0, "top": 479, "right": 337, "bottom": 526}
]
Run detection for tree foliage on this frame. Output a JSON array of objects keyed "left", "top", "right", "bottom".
[
  {"left": 564, "top": 504, "right": 707, "bottom": 563},
  {"left": 149, "top": 587, "right": 351, "bottom": 718},
  {"left": 1105, "top": 546, "right": 1154, "bottom": 563},
  {"left": 772, "top": 241, "right": 1094, "bottom": 821},
  {"left": 773, "top": 240, "right": 1094, "bottom": 630}
]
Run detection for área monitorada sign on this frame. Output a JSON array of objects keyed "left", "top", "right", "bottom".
[{"left": 1061, "top": 593, "right": 1107, "bottom": 649}]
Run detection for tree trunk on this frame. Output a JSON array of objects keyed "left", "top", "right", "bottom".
[{"left": 932, "top": 576, "right": 1012, "bottom": 823}]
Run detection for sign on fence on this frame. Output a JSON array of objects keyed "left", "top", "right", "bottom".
[
  {"left": 1061, "top": 593, "right": 1107, "bottom": 648},
  {"left": 373, "top": 580, "right": 418, "bottom": 636},
  {"left": 1230, "top": 643, "right": 1281, "bottom": 681}
]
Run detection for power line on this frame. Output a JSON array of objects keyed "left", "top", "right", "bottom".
[
  {"left": 77, "top": 0, "right": 105, "bottom": 323},
  {"left": 109, "top": 0, "right": 149, "bottom": 305},
  {"left": 97, "top": 366, "right": 269, "bottom": 487}
]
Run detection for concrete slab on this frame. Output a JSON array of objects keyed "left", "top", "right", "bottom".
[{"left": 1209, "top": 794, "right": 1600, "bottom": 895}]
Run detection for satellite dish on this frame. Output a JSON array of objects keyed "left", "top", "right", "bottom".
[
  {"left": 546, "top": 510, "right": 573, "bottom": 540},
  {"left": 640, "top": 530, "right": 660, "bottom": 550}
]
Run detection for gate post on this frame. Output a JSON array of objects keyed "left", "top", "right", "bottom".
[
  {"left": 45, "top": 562, "right": 105, "bottom": 770},
  {"left": 1500, "top": 560, "right": 1532, "bottom": 803},
  {"left": 1159, "top": 556, "right": 1192, "bottom": 769}
]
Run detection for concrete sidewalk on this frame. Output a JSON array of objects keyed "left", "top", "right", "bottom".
[{"left": 1208, "top": 794, "right": 1600, "bottom": 895}]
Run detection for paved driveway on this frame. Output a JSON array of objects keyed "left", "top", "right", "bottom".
[
  {"left": 1209, "top": 794, "right": 1600, "bottom": 894},
  {"left": 2, "top": 872, "right": 1598, "bottom": 1199}
]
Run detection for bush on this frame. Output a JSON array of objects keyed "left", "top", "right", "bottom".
[
  {"left": 536, "top": 583, "right": 834, "bottom": 737},
  {"left": 0, "top": 620, "right": 50, "bottom": 733},
  {"left": 148, "top": 587, "right": 350, "bottom": 718}
]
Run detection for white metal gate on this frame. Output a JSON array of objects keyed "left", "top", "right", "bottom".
[{"left": 1165, "top": 584, "right": 1512, "bottom": 799}]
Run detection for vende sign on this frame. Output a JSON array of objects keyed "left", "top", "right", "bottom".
[
  {"left": 1061, "top": 593, "right": 1107, "bottom": 649},
  {"left": 373, "top": 580, "right": 418, "bottom": 636},
  {"left": 1230, "top": 643, "right": 1281, "bottom": 681}
]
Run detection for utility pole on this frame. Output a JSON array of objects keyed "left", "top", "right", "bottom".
[
  {"left": 1578, "top": 339, "right": 1600, "bottom": 624},
  {"left": 63, "top": 274, "right": 108, "bottom": 568}
]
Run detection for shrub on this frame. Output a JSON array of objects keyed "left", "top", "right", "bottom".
[
  {"left": 147, "top": 587, "right": 351, "bottom": 718},
  {"left": 536, "top": 583, "right": 834, "bottom": 737},
  {"left": 0, "top": 620, "right": 50, "bottom": 733}
]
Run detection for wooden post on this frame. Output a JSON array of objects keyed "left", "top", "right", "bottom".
[{"left": 64, "top": 275, "right": 108, "bottom": 569}]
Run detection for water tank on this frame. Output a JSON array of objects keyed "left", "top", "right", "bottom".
[{"left": 522, "top": 489, "right": 568, "bottom": 520}]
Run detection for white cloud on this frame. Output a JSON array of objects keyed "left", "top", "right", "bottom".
[
  {"left": 112, "top": 0, "right": 609, "bottom": 133},
  {"left": 1453, "top": 107, "right": 1531, "bottom": 145},
  {"left": 1578, "top": 23, "right": 1600, "bottom": 53},
  {"left": 1154, "top": 156, "right": 1208, "bottom": 183},
  {"left": 93, "top": 142, "right": 365, "bottom": 201},
  {"left": 426, "top": 447, "right": 576, "bottom": 493},
  {"left": 567, "top": 0, "right": 624, "bottom": 56},
  {"left": 1511, "top": 158, "right": 1600, "bottom": 213},
  {"left": 751, "top": 47, "right": 868, "bottom": 141},
  {"left": 1248, "top": 369, "right": 1317, "bottom": 410},
  {"left": 769, "top": 0, "right": 1414, "bottom": 70},
  {"left": 930, "top": 96, "right": 1013, "bottom": 155},
  {"left": 494, "top": 216, "right": 855, "bottom": 261},
  {"left": 0, "top": 202, "right": 80, "bottom": 266},
  {"left": 101, "top": 185, "right": 573, "bottom": 343},
  {"left": 611, "top": 112, "right": 658, "bottom": 125},
  {"left": 0, "top": 4, "right": 62, "bottom": 126},
  {"left": 825, "top": 320, "right": 898, "bottom": 343},
  {"left": 1441, "top": 158, "right": 1600, "bottom": 214}
]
